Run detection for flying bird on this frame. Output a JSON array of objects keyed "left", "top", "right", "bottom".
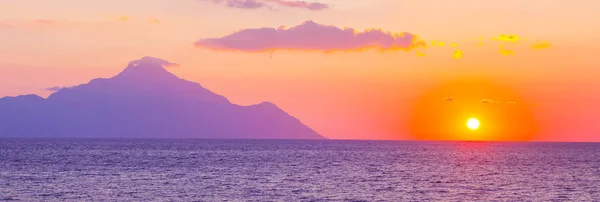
[{"left": 480, "top": 99, "right": 493, "bottom": 104}]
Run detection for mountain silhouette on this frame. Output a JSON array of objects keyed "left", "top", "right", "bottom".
[{"left": 0, "top": 57, "right": 324, "bottom": 139}]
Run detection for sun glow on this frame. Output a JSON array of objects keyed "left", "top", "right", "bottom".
[
  {"left": 407, "top": 78, "right": 538, "bottom": 141},
  {"left": 467, "top": 118, "right": 480, "bottom": 130}
]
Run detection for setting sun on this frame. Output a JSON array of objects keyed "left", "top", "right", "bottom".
[
  {"left": 406, "top": 78, "right": 538, "bottom": 141},
  {"left": 467, "top": 118, "right": 480, "bottom": 130}
]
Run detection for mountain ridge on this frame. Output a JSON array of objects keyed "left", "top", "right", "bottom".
[{"left": 0, "top": 56, "right": 324, "bottom": 139}]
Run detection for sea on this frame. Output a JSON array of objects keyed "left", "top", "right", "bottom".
[{"left": 1, "top": 139, "right": 599, "bottom": 201}]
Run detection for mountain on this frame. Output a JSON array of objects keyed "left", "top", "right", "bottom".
[{"left": 0, "top": 57, "right": 324, "bottom": 139}]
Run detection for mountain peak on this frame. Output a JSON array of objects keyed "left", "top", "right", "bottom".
[
  {"left": 0, "top": 94, "right": 44, "bottom": 102},
  {"left": 115, "top": 56, "right": 180, "bottom": 81},
  {"left": 130, "top": 56, "right": 180, "bottom": 68},
  {"left": 0, "top": 56, "right": 323, "bottom": 139}
]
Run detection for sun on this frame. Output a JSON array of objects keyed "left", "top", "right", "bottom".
[
  {"left": 467, "top": 118, "right": 480, "bottom": 130},
  {"left": 406, "top": 78, "right": 539, "bottom": 141}
]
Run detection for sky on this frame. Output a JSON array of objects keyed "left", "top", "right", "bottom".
[{"left": 1, "top": 0, "right": 600, "bottom": 141}]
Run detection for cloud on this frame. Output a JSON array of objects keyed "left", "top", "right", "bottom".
[
  {"left": 429, "top": 40, "right": 446, "bottom": 47},
  {"left": 194, "top": 21, "right": 425, "bottom": 52},
  {"left": 45, "top": 86, "right": 68, "bottom": 92},
  {"left": 263, "top": 0, "right": 328, "bottom": 10},
  {"left": 202, "top": 0, "right": 329, "bottom": 10},
  {"left": 204, "top": 0, "right": 265, "bottom": 9},
  {"left": 531, "top": 41, "right": 550, "bottom": 49},
  {"left": 452, "top": 50, "right": 463, "bottom": 59},
  {"left": 494, "top": 34, "right": 520, "bottom": 43},
  {"left": 499, "top": 49, "right": 514, "bottom": 56},
  {"left": 507, "top": 101, "right": 517, "bottom": 105},
  {"left": 130, "top": 56, "right": 180, "bottom": 68},
  {"left": 443, "top": 97, "right": 454, "bottom": 102},
  {"left": 499, "top": 45, "right": 515, "bottom": 56}
]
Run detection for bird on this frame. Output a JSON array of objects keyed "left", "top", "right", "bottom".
[{"left": 480, "top": 99, "right": 493, "bottom": 104}]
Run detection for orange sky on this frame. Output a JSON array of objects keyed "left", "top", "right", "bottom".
[{"left": 1, "top": 0, "right": 600, "bottom": 141}]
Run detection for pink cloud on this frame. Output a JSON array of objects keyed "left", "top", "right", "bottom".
[
  {"left": 45, "top": 86, "right": 69, "bottom": 92},
  {"left": 264, "top": 0, "right": 328, "bottom": 10},
  {"left": 203, "top": 0, "right": 266, "bottom": 9},
  {"left": 202, "top": 0, "right": 328, "bottom": 10},
  {"left": 130, "top": 56, "right": 180, "bottom": 68},
  {"left": 194, "top": 21, "right": 425, "bottom": 52}
]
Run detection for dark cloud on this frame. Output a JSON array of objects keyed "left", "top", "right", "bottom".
[
  {"left": 443, "top": 97, "right": 454, "bottom": 102},
  {"left": 195, "top": 21, "right": 425, "bottom": 52}
]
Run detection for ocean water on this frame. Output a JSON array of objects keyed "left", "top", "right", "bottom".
[{"left": 1, "top": 139, "right": 599, "bottom": 201}]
